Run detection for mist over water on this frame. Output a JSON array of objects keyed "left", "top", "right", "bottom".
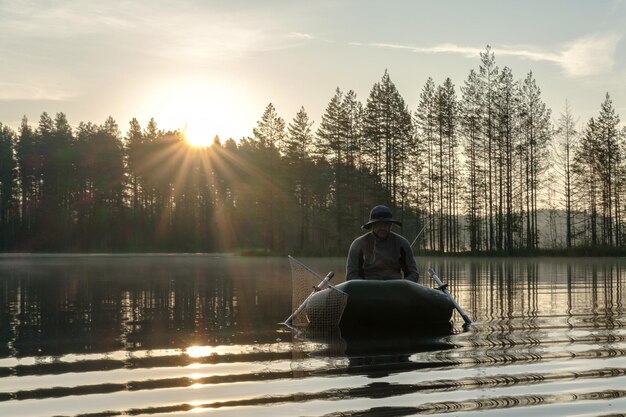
[{"left": 0, "top": 255, "right": 624, "bottom": 416}]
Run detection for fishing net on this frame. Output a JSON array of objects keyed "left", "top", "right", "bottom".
[
  {"left": 288, "top": 257, "right": 349, "bottom": 377},
  {"left": 305, "top": 287, "right": 348, "bottom": 327},
  {"left": 288, "top": 256, "right": 348, "bottom": 327}
]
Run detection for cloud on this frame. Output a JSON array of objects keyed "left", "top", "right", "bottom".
[
  {"left": 0, "top": 2, "right": 305, "bottom": 64},
  {"left": 366, "top": 33, "right": 622, "bottom": 78},
  {"left": 559, "top": 33, "right": 622, "bottom": 77},
  {"left": 0, "top": 1, "right": 316, "bottom": 102},
  {"left": 0, "top": 82, "right": 76, "bottom": 101},
  {"left": 289, "top": 32, "right": 315, "bottom": 40},
  {"left": 372, "top": 42, "right": 483, "bottom": 58}
]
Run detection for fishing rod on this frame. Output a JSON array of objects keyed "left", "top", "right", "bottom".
[{"left": 410, "top": 224, "right": 427, "bottom": 249}]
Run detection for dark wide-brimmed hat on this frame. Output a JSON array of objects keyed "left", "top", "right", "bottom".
[{"left": 362, "top": 205, "right": 402, "bottom": 229}]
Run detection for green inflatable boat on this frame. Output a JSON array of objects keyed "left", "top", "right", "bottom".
[{"left": 306, "top": 279, "right": 455, "bottom": 329}]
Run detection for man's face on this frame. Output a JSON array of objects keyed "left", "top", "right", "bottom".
[{"left": 372, "top": 222, "right": 391, "bottom": 239}]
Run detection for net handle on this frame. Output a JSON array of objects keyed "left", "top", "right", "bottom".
[{"left": 283, "top": 271, "right": 335, "bottom": 325}]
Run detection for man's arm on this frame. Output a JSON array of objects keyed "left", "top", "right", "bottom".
[
  {"left": 399, "top": 239, "right": 419, "bottom": 282},
  {"left": 346, "top": 239, "right": 364, "bottom": 280}
]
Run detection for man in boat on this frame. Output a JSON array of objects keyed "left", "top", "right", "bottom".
[{"left": 346, "top": 205, "right": 419, "bottom": 282}]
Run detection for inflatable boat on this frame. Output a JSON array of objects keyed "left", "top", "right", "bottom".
[{"left": 305, "top": 279, "right": 454, "bottom": 329}]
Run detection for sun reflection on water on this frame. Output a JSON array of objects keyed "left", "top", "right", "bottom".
[
  {"left": 189, "top": 400, "right": 205, "bottom": 413},
  {"left": 186, "top": 345, "right": 213, "bottom": 358},
  {"left": 189, "top": 372, "right": 204, "bottom": 380}
]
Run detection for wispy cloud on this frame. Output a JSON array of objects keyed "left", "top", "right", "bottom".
[
  {"left": 371, "top": 42, "right": 482, "bottom": 58},
  {"left": 0, "top": 2, "right": 309, "bottom": 63},
  {"left": 558, "top": 34, "right": 622, "bottom": 77},
  {"left": 0, "top": 1, "right": 312, "bottom": 100},
  {"left": 366, "top": 33, "right": 622, "bottom": 78},
  {"left": 0, "top": 82, "right": 76, "bottom": 101},
  {"left": 289, "top": 32, "right": 315, "bottom": 40}
]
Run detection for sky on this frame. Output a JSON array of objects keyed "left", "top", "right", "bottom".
[{"left": 1, "top": 0, "right": 625, "bottom": 145}]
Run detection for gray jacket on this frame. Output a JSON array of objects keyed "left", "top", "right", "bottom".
[{"left": 346, "top": 231, "right": 419, "bottom": 282}]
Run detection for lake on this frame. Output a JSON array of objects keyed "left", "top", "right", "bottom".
[{"left": 0, "top": 254, "right": 624, "bottom": 416}]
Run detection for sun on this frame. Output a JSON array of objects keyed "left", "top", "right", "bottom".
[
  {"left": 144, "top": 78, "right": 250, "bottom": 147},
  {"left": 184, "top": 124, "right": 212, "bottom": 147}
]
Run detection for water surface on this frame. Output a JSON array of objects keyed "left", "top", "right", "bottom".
[{"left": 0, "top": 255, "right": 624, "bottom": 416}]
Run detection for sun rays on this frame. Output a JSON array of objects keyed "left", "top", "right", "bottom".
[{"left": 127, "top": 129, "right": 285, "bottom": 251}]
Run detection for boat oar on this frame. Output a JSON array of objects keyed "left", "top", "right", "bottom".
[
  {"left": 428, "top": 268, "right": 472, "bottom": 325},
  {"left": 283, "top": 270, "right": 335, "bottom": 325}
]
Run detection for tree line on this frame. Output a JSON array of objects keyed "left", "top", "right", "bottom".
[{"left": 0, "top": 46, "right": 624, "bottom": 254}]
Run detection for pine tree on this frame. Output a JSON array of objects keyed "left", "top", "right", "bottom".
[
  {"left": 440, "top": 78, "right": 461, "bottom": 252},
  {"left": 595, "top": 93, "right": 621, "bottom": 245},
  {"left": 495, "top": 66, "right": 519, "bottom": 251},
  {"left": 478, "top": 45, "right": 499, "bottom": 251},
  {"left": 415, "top": 77, "right": 437, "bottom": 249},
  {"left": 38, "top": 112, "right": 75, "bottom": 249},
  {"left": 431, "top": 79, "right": 460, "bottom": 251},
  {"left": 16, "top": 116, "right": 39, "bottom": 236},
  {"left": 316, "top": 88, "right": 348, "bottom": 249},
  {"left": 552, "top": 101, "right": 578, "bottom": 248},
  {"left": 251, "top": 103, "right": 286, "bottom": 252},
  {"left": 284, "top": 107, "right": 315, "bottom": 252},
  {"left": 285, "top": 106, "right": 315, "bottom": 251},
  {"left": 342, "top": 90, "right": 367, "bottom": 235},
  {"left": 0, "top": 123, "right": 17, "bottom": 248},
  {"left": 363, "top": 70, "right": 413, "bottom": 219},
  {"left": 75, "top": 121, "right": 98, "bottom": 242},
  {"left": 519, "top": 72, "right": 552, "bottom": 249},
  {"left": 460, "top": 70, "right": 484, "bottom": 252},
  {"left": 126, "top": 118, "right": 144, "bottom": 214},
  {"left": 573, "top": 118, "right": 600, "bottom": 246},
  {"left": 572, "top": 94, "right": 622, "bottom": 247}
]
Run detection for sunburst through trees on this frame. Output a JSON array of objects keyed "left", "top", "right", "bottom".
[{"left": 0, "top": 47, "right": 624, "bottom": 254}]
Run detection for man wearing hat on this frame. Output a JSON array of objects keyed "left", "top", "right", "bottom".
[{"left": 346, "top": 205, "right": 419, "bottom": 282}]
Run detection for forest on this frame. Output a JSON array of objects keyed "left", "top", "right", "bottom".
[{"left": 0, "top": 47, "right": 624, "bottom": 255}]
